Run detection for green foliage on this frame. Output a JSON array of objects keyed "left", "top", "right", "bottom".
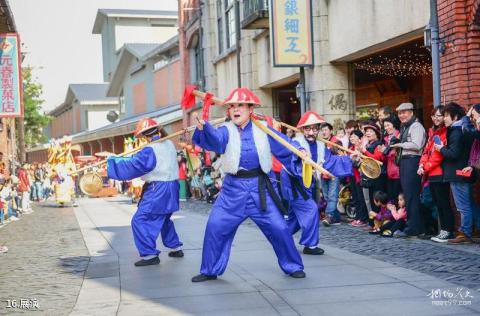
[{"left": 21, "top": 67, "right": 51, "bottom": 146}]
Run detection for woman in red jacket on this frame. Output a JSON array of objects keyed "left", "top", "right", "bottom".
[
  {"left": 17, "top": 164, "right": 32, "bottom": 213},
  {"left": 418, "top": 106, "right": 453, "bottom": 242}
]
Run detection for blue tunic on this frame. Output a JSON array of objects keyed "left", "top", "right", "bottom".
[
  {"left": 282, "top": 138, "right": 353, "bottom": 247},
  {"left": 192, "top": 121, "right": 304, "bottom": 276},
  {"left": 281, "top": 139, "right": 319, "bottom": 247},
  {"left": 107, "top": 144, "right": 180, "bottom": 214},
  {"left": 106, "top": 136, "right": 182, "bottom": 257}
]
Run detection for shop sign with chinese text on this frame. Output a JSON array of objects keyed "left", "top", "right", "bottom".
[
  {"left": 0, "top": 33, "right": 22, "bottom": 117},
  {"left": 270, "top": 0, "right": 314, "bottom": 67}
]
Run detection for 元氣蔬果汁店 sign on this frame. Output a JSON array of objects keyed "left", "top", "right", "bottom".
[
  {"left": 0, "top": 33, "right": 23, "bottom": 117},
  {"left": 270, "top": 0, "right": 313, "bottom": 67}
]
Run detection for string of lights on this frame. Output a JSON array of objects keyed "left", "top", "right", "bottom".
[{"left": 354, "top": 45, "right": 432, "bottom": 77}]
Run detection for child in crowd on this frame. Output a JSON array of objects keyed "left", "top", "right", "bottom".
[
  {"left": 202, "top": 168, "right": 214, "bottom": 191},
  {"left": 383, "top": 193, "right": 408, "bottom": 237},
  {"left": 336, "top": 128, "right": 349, "bottom": 148},
  {"left": 190, "top": 168, "right": 203, "bottom": 200},
  {"left": 369, "top": 191, "right": 393, "bottom": 234},
  {"left": 206, "top": 178, "right": 222, "bottom": 204}
]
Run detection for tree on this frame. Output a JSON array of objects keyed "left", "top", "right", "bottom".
[{"left": 20, "top": 67, "right": 51, "bottom": 147}]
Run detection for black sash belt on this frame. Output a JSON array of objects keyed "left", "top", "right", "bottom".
[
  {"left": 233, "top": 168, "right": 288, "bottom": 215},
  {"left": 288, "top": 175, "right": 309, "bottom": 201},
  {"left": 138, "top": 182, "right": 150, "bottom": 206}
]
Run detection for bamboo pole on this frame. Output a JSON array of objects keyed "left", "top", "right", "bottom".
[
  {"left": 251, "top": 118, "right": 333, "bottom": 178},
  {"left": 192, "top": 90, "right": 225, "bottom": 105},
  {"left": 70, "top": 117, "right": 226, "bottom": 175},
  {"left": 278, "top": 121, "right": 383, "bottom": 166}
]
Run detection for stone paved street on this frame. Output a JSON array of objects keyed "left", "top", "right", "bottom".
[
  {"left": 0, "top": 197, "right": 479, "bottom": 315},
  {"left": 183, "top": 200, "right": 480, "bottom": 290},
  {"left": 0, "top": 201, "right": 89, "bottom": 315}
]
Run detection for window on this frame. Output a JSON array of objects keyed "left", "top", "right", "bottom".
[
  {"left": 119, "top": 90, "right": 125, "bottom": 114},
  {"left": 225, "top": 0, "right": 236, "bottom": 49},
  {"left": 226, "top": 5, "right": 237, "bottom": 48},
  {"left": 216, "top": 0, "right": 237, "bottom": 54},
  {"left": 217, "top": 0, "right": 224, "bottom": 54},
  {"left": 194, "top": 38, "right": 205, "bottom": 89}
]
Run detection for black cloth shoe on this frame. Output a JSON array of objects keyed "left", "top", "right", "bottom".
[
  {"left": 168, "top": 250, "right": 184, "bottom": 258},
  {"left": 134, "top": 256, "right": 160, "bottom": 267},
  {"left": 303, "top": 247, "right": 325, "bottom": 255},
  {"left": 289, "top": 270, "right": 306, "bottom": 278},
  {"left": 191, "top": 274, "right": 217, "bottom": 282}
]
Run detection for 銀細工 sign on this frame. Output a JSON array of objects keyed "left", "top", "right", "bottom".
[{"left": 270, "top": 0, "right": 314, "bottom": 67}]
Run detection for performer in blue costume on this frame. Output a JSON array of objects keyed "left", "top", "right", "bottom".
[
  {"left": 107, "top": 118, "right": 184, "bottom": 267},
  {"left": 191, "top": 87, "right": 305, "bottom": 282},
  {"left": 282, "top": 111, "right": 352, "bottom": 255}
]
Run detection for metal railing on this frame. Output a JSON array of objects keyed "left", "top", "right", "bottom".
[{"left": 243, "top": 0, "right": 269, "bottom": 21}]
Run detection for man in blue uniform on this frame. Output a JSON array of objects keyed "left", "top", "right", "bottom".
[
  {"left": 282, "top": 111, "right": 326, "bottom": 255},
  {"left": 107, "top": 118, "right": 184, "bottom": 267},
  {"left": 283, "top": 111, "right": 352, "bottom": 255},
  {"left": 191, "top": 87, "right": 305, "bottom": 282}
]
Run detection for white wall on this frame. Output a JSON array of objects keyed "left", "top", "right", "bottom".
[
  {"left": 87, "top": 108, "right": 112, "bottom": 130},
  {"left": 328, "top": 0, "right": 429, "bottom": 61},
  {"left": 255, "top": 35, "right": 299, "bottom": 88}
]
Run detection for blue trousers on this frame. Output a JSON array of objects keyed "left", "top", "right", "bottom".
[
  {"left": 286, "top": 198, "right": 319, "bottom": 247},
  {"left": 131, "top": 211, "right": 183, "bottom": 257},
  {"left": 321, "top": 177, "right": 341, "bottom": 221},
  {"left": 200, "top": 196, "right": 304, "bottom": 276},
  {"left": 450, "top": 182, "right": 480, "bottom": 237}
]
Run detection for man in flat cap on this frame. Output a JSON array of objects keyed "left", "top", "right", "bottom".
[{"left": 390, "top": 103, "right": 426, "bottom": 238}]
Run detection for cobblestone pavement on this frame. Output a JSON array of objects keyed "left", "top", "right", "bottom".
[
  {"left": 0, "top": 201, "right": 89, "bottom": 315},
  {"left": 319, "top": 221, "right": 480, "bottom": 290},
  {"left": 182, "top": 199, "right": 480, "bottom": 291}
]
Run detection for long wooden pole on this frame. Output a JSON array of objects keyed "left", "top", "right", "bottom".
[
  {"left": 251, "top": 118, "right": 333, "bottom": 178},
  {"left": 278, "top": 121, "right": 383, "bottom": 166},
  {"left": 70, "top": 117, "right": 226, "bottom": 175},
  {"left": 191, "top": 89, "right": 225, "bottom": 105}
]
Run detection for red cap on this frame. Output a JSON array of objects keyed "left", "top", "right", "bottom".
[
  {"left": 224, "top": 87, "right": 260, "bottom": 106},
  {"left": 297, "top": 111, "right": 325, "bottom": 128},
  {"left": 134, "top": 118, "right": 158, "bottom": 137}
]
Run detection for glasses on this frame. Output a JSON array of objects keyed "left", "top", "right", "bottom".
[
  {"left": 431, "top": 114, "right": 443, "bottom": 118},
  {"left": 303, "top": 126, "right": 319, "bottom": 132}
]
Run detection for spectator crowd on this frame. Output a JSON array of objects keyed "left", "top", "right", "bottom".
[
  {"left": 0, "top": 160, "right": 54, "bottom": 253},
  {"left": 2, "top": 101, "right": 480, "bottom": 254},
  {"left": 175, "top": 101, "right": 480, "bottom": 245}
]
